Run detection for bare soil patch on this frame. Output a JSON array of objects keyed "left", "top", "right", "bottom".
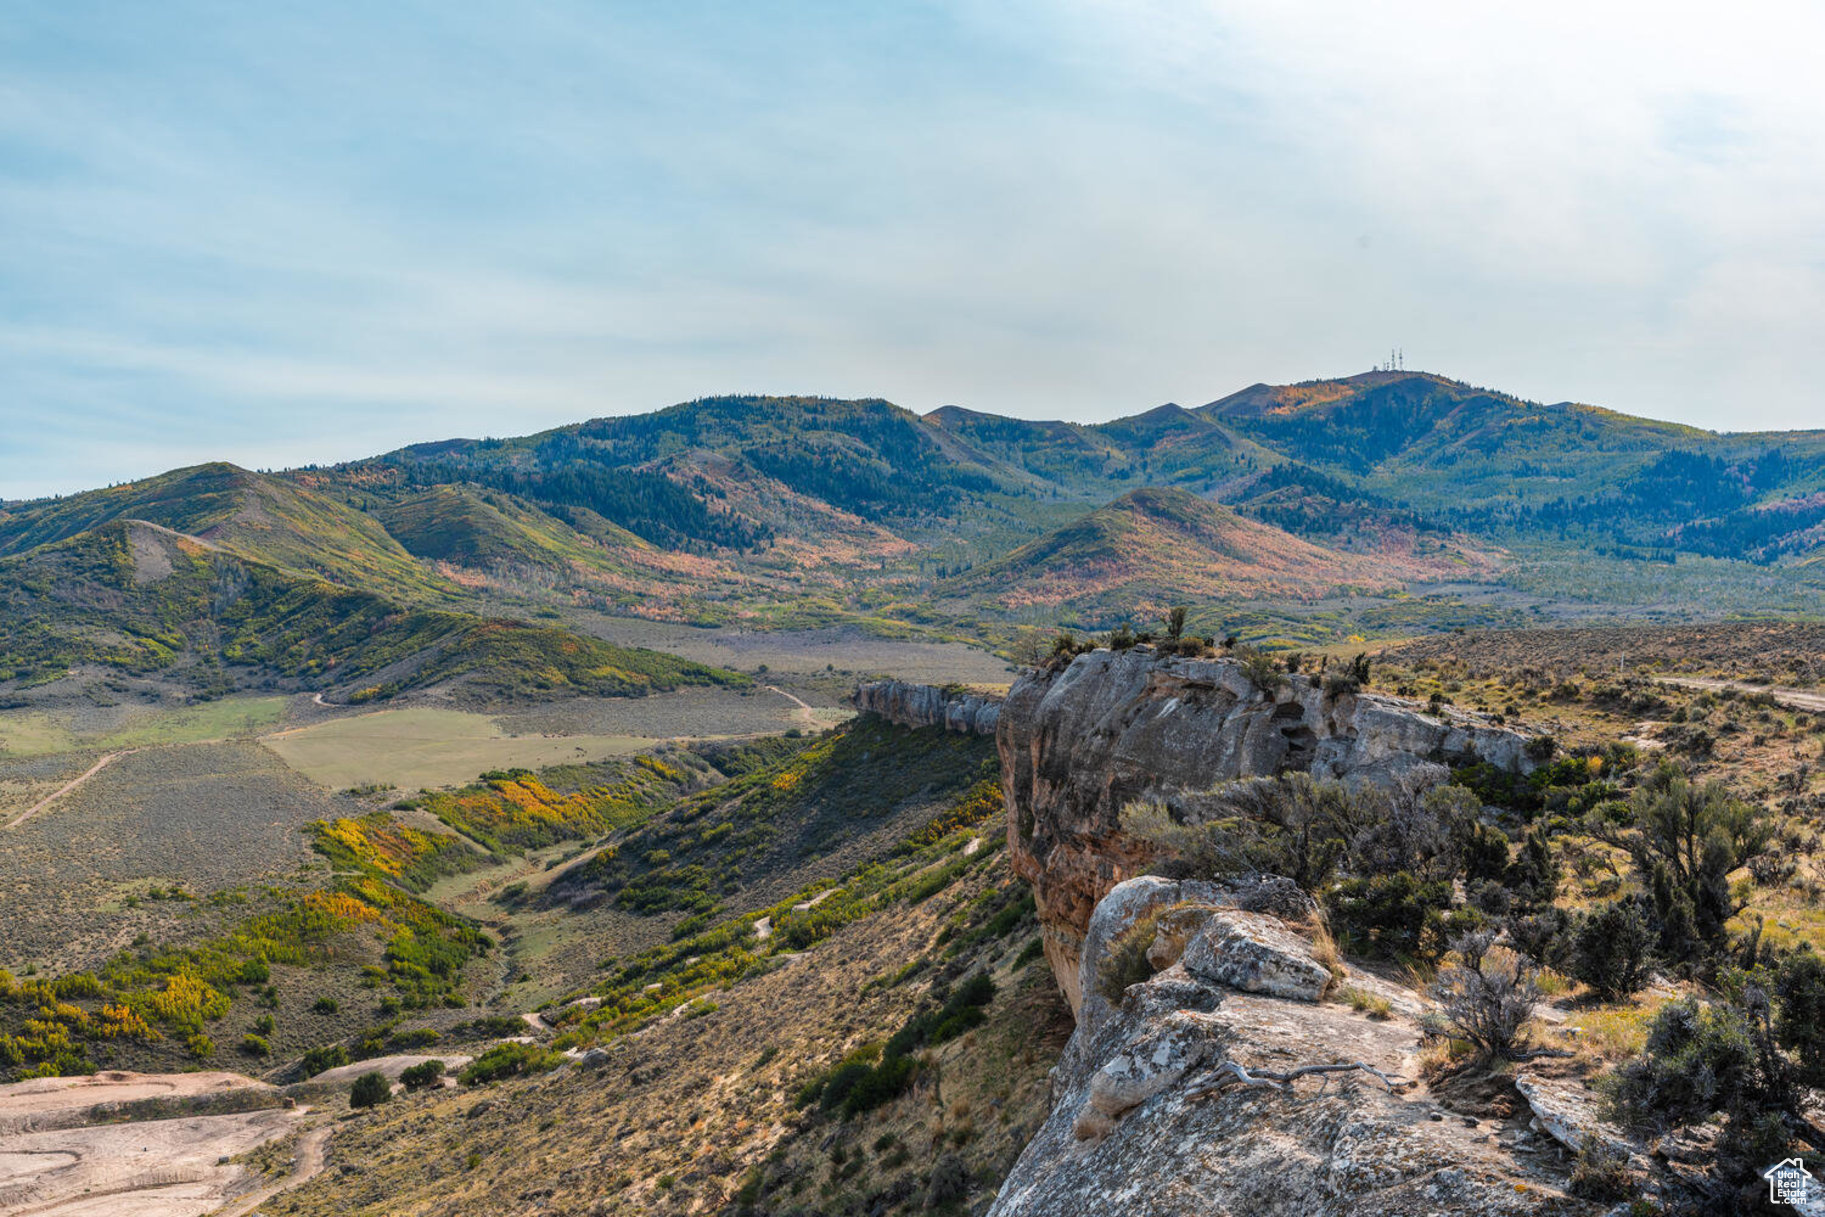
[
  {"left": 0, "top": 1071, "right": 271, "bottom": 1135},
  {"left": 0, "top": 1070, "right": 305, "bottom": 1217}
]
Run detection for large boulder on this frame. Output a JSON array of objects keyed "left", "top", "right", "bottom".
[
  {"left": 1180, "top": 910, "right": 1334, "bottom": 1002},
  {"left": 1074, "top": 876, "right": 1185, "bottom": 1037}
]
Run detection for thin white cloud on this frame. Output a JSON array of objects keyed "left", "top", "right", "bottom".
[{"left": 2, "top": 1, "right": 1823, "bottom": 497}]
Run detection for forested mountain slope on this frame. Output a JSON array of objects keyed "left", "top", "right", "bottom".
[{"left": 9, "top": 371, "right": 1825, "bottom": 682}]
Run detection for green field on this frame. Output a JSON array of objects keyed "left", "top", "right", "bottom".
[
  {"left": 99, "top": 696, "right": 291, "bottom": 747},
  {"left": 0, "top": 712, "right": 78, "bottom": 756},
  {"left": 262, "top": 707, "right": 656, "bottom": 791},
  {"left": 0, "top": 695, "right": 293, "bottom": 757}
]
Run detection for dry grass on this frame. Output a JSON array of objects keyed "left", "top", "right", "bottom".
[
  {"left": 262, "top": 707, "right": 656, "bottom": 791},
  {"left": 1335, "top": 986, "right": 1392, "bottom": 1020},
  {"left": 1309, "top": 917, "right": 1345, "bottom": 984},
  {"left": 1566, "top": 999, "right": 1668, "bottom": 1064},
  {"left": 1534, "top": 968, "right": 1573, "bottom": 997}
]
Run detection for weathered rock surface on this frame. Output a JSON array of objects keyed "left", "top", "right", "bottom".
[
  {"left": 988, "top": 884, "right": 1594, "bottom": 1217},
  {"left": 1072, "top": 875, "right": 1322, "bottom": 1038},
  {"left": 1512, "top": 1074, "right": 1622, "bottom": 1157},
  {"left": 999, "top": 647, "right": 1536, "bottom": 1013},
  {"left": 1072, "top": 875, "right": 1185, "bottom": 1036},
  {"left": 851, "top": 678, "right": 1002, "bottom": 736},
  {"left": 1180, "top": 910, "right": 1334, "bottom": 1002}
]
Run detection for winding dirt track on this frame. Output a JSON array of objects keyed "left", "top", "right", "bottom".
[
  {"left": 212, "top": 1126, "right": 331, "bottom": 1217},
  {"left": 1656, "top": 676, "right": 1825, "bottom": 713},
  {"left": 761, "top": 684, "right": 818, "bottom": 727},
  {"left": 4, "top": 751, "right": 137, "bottom": 831}
]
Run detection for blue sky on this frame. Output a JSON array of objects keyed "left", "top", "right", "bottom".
[{"left": 3, "top": 1, "right": 1823, "bottom": 497}]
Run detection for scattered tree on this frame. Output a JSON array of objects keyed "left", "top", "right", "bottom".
[
  {"left": 349, "top": 1070, "right": 391, "bottom": 1109},
  {"left": 1567, "top": 900, "right": 1654, "bottom": 1001}
]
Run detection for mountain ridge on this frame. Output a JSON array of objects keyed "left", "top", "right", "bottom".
[{"left": 9, "top": 369, "right": 1825, "bottom": 693}]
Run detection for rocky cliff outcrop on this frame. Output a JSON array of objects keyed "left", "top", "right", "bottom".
[
  {"left": 998, "top": 647, "right": 1536, "bottom": 1014},
  {"left": 987, "top": 877, "right": 1596, "bottom": 1216},
  {"left": 851, "top": 679, "right": 1001, "bottom": 736}
]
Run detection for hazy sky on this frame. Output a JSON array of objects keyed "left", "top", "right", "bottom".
[{"left": 4, "top": 1, "right": 1823, "bottom": 497}]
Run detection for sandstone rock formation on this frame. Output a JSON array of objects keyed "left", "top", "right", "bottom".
[
  {"left": 998, "top": 647, "right": 1536, "bottom": 1013},
  {"left": 850, "top": 679, "right": 1002, "bottom": 736},
  {"left": 989, "top": 878, "right": 1596, "bottom": 1217},
  {"left": 1180, "top": 910, "right": 1335, "bottom": 1002}
]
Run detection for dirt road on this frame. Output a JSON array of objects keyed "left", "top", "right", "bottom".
[
  {"left": 762, "top": 684, "right": 818, "bottom": 728},
  {"left": 213, "top": 1125, "right": 331, "bottom": 1217},
  {"left": 4, "top": 750, "right": 136, "bottom": 831},
  {"left": 1656, "top": 676, "right": 1825, "bottom": 714}
]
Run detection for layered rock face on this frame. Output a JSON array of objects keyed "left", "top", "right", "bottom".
[
  {"left": 998, "top": 647, "right": 1534, "bottom": 1014},
  {"left": 988, "top": 877, "right": 1589, "bottom": 1217},
  {"left": 851, "top": 679, "right": 1001, "bottom": 737}
]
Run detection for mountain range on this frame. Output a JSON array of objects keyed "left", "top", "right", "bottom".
[{"left": 7, "top": 369, "right": 1825, "bottom": 695}]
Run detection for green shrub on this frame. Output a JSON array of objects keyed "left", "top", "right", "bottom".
[
  {"left": 349, "top": 1070, "right": 391, "bottom": 1109},
  {"left": 800, "top": 975, "right": 999, "bottom": 1121},
  {"left": 925, "top": 1152, "right": 970, "bottom": 1208},
  {"left": 843, "top": 1055, "right": 918, "bottom": 1115},
  {"left": 1325, "top": 872, "right": 1453, "bottom": 959},
  {"left": 1460, "top": 822, "right": 1510, "bottom": 882},
  {"left": 1503, "top": 908, "right": 1569, "bottom": 968},
  {"left": 1608, "top": 998, "right": 1764, "bottom": 1129},
  {"left": 1567, "top": 901, "right": 1654, "bottom": 1001},
  {"left": 1095, "top": 910, "right": 1164, "bottom": 1004},
  {"left": 240, "top": 1033, "right": 271, "bottom": 1057},
  {"left": 452, "top": 1015, "right": 525, "bottom": 1040},
  {"left": 460, "top": 1042, "right": 561, "bottom": 1085},
  {"left": 818, "top": 1061, "right": 875, "bottom": 1113},
  {"left": 312, "top": 997, "right": 340, "bottom": 1015},
  {"left": 301, "top": 1044, "right": 350, "bottom": 1077},
  {"left": 1237, "top": 646, "right": 1287, "bottom": 693},
  {"left": 1503, "top": 826, "right": 1560, "bottom": 908},
  {"left": 1567, "top": 1135, "right": 1635, "bottom": 1201},
  {"left": 885, "top": 973, "right": 996, "bottom": 1060},
  {"left": 1775, "top": 950, "right": 1825, "bottom": 1087},
  {"left": 400, "top": 1059, "right": 445, "bottom": 1090}
]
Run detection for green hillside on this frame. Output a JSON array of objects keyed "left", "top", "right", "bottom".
[
  {"left": 382, "top": 395, "right": 1024, "bottom": 535},
  {"left": 0, "top": 462, "right": 447, "bottom": 602},
  {"left": 1194, "top": 371, "right": 1825, "bottom": 566},
  {"left": 946, "top": 486, "right": 1435, "bottom": 624},
  {"left": 11, "top": 371, "right": 1825, "bottom": 658},
  {"left": 0, "top": 519, "right": 743, "bottom": 698},
  {"left": 373, "top": 484, "right": 649, "bottom": 573}
]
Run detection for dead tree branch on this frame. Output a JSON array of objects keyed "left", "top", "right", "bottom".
[{"left": 1185, "top": 1059, "right": 1404, "bottom": 1101}]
